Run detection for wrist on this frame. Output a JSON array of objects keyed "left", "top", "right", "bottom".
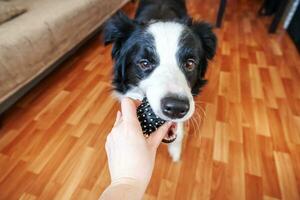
[
  {"left": 101, "top": 178, "right": 147, "bottom": 200},
  {"left": 111, "top": 177, "right": 148, "bottom": 191}
]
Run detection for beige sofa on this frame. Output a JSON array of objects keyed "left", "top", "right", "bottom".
[{"left": 0, "top": 0, "right": 128, "bottom": 114}]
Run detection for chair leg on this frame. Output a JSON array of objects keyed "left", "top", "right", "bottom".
[
  {"left": 0, "top": 115, "right": 3, "bottom": 129},
  {"left": 216, "top": 0, "right": 227, "bottom": 28},
  {"left": 268, "top": 0, "right": 289, "bottom": 33},
  {"left": 258, "top": 0, "right": 267, "bottom": 16}
]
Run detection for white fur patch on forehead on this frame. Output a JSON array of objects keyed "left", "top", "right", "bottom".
[
  {"left": 147, "top": 22, "right": 184, "bottom": 65},
  {"left": 142, "top": 22, "right": 194, "bottom": 122}
]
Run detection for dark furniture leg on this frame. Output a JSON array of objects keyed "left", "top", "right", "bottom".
[
  {"left": 269, "top": 0, "right": 289, "bottom": 33},
  {"left": 216, "top": 0, "right": 227, "bottom": 28},
  {"left": 0, "top": 114, "right": 3, "bottom": 129},
  {"left": 258, "top": 0, "right": 267, "bottom": 16}
]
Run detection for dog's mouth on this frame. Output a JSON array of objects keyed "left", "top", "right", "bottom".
[
  {"left": 137, "top": 97, "right": 180, "bottom": 143},
  {"left": 142, "top": 122, "right": 177, "bottom": 143},
  {"left": 162, "top": 123, "right": 177, "bottom": 143}
]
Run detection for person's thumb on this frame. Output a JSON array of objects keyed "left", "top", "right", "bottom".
[
  {"left": 121, "top": 97, "right": 139, "bottom": 123},
  {"left": 148, "top": 122, "right": 173, "bottom": 149}
]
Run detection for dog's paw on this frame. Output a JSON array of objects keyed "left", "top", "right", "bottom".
[{"left": 168, "top": 145, "right": 181, "bottom": 162}]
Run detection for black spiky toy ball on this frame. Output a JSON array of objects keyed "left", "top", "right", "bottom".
[{"left": 137, "top": 97, "right": 166, "bottom": 136}]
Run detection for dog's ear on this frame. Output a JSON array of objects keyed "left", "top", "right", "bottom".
[
  {"left": 188, "top": 21, "right": 217, "bottom": 96},
  {"left": 104, "top": 12, "right": 138, "bottom": 93},
  {"left": 103, "top": 12, "right": 136, "bottom": 58},
  {"left": 103, "top": 12, "right": 136, "bottom": 44},
  {"left": 190, "top": 21, "right": 217, "bottom": 61}
]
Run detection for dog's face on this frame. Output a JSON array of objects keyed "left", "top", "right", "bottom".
[{"left": 104, "top": 13, "right": 216, "bottom": 122}]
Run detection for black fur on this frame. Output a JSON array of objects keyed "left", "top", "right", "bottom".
[
  {"left": 104, "top": 14, "right": 158, "bottom": 93},
  {"left": 104, "top": 0, "right": 217, "bottom": 95},
  {"left": 135, "top": 0, "right": 188, "bottom": 22},
  {"left": 187, "top": 20, "right": 217, "bottom": 95},
  {"left": 103, "top": 12, "right": 137, "bottom": 58}
]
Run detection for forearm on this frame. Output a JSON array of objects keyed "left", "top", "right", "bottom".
[{"left": 100, "top": 178, "right": 146, "bottom": 200}]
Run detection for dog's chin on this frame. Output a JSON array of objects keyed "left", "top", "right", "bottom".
[{"left": 154, "top": 110, "right": 193, "bottom": 143}]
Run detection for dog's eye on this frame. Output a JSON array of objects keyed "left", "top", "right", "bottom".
[
  {"left": 184, "top": 59, "right": 196, "bottom": 71},
  {"left": 138, "top": 59, "right": 152, "bottom": 70}
]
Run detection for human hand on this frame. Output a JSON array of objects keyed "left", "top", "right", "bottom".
[{"left": 105, "top": 97, "right": 172, "bottom": 190}]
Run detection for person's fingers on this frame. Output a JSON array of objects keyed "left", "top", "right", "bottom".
[
  {"left": 105, "top": 133, "right": 112, "bottom": 154},
  {"left": 113, "top": 111, "right": 122, "bottom": 127},
  {"left": 121, "top": 97, "right": 139, "bottom": 123},
  {"left": 104, "top": 134, "right": 113, "bottom": 178},
  {"left": 133, "top": 99, "right": 142, "bottom": 107},
  {"left": 148, "top": 122, "right": 173, "bottom": 149}
]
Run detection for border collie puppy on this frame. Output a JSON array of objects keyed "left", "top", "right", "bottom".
[{"left": 104, "top": 0, "right": 217, "bottom": 161}]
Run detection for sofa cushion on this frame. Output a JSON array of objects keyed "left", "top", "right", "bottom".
[
  {"left": 0, "top": 0, "right": 128, "bottom": 104},
  {"left": 0, "top": 2, "right": 27, "bottom": 24}
]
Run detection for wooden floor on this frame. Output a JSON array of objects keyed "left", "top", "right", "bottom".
[{"left": 1, "top": 0, "right": 300, "bottom": 199}]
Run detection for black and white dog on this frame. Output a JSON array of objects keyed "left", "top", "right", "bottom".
[{"left": 104, "top": 0, "right": 217, "bottom": 161}]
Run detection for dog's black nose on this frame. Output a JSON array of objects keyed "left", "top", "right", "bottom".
[{"left": 161, "top": 96, "right": 189, "bottom": 119}]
